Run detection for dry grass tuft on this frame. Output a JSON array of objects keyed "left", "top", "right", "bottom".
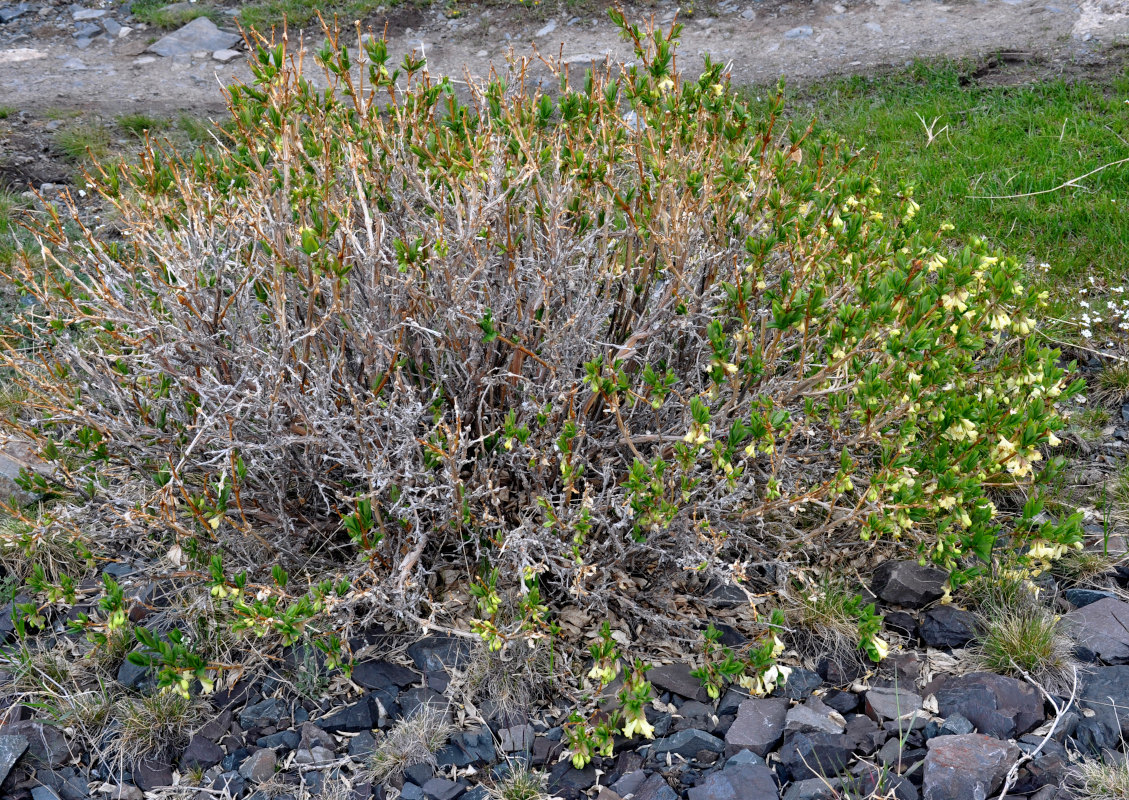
[
  {"left": 109, "top": 690, "right": 202, "bottom": 764},
  {"left": 367, "top": 706, "right": 455, "bottom": 785},
  {"left": 1075, "top": 755, "right": 1129, "bottom": 800},
  {"left": 974, "top": 605, "right": 1077, "bottom": 693}
]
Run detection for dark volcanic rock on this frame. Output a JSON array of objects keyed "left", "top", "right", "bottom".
[
  {"left": 406, "top": 635, "right": 471, "bottom": 673},
  {"left": 180, "top": 734, "right": 225, "bottom": 770},
  {"left": 240, "top": 698, "right": 288, "bottom": 729},
  {"left": 935, "top": 672, "right": 1044, "bottom": 739},
  {"left": 725, "top": 698, "right": 789, "bottom": 758},
  {"left": 1064, "top": 588, "right": 1116, "bottom": 608},
  {"left": 778, "top": 732, "right": 854, "bottom": 780},
  {"left": 648, "top": 663, "right": 713, "bottom": 702},
  {"left": 318, "top": 697, "right": 376, "bottom": 733},
  {"left": 633, "top": 773, "right": 678, "bottom": 800},
  {"left": 865, "top": 687, "right": 923, "bottom": 722},
  {"left": 0, "top": 735, "right": 28, "bottom": 785},
  {"left": 777, "top": 668, "right": 822, "bottom": 699},
  {"left": 134, "top": 758, "right": 174, "bottom": 790},
  {"left": 353, "top": 660, "right": 419, "bottom": 690},
  {"left": 1065, "top": 596, "right": 1129, "bottom": 663},
  {"left": 1074, "top": 666, "right": 1129, "bottom": 752},
  {"left": 918, "top": 605, "right": 979, "bottom": 649},
  {"left": 871, "top": 561, "right": 947, "bottom": 608},
  {"left": 0, "top": 721, "right": 69, "bottom": 767},
  {"left": 651, "top": 729, "right": 724, "bottom": 759},
  {"left": 688, "top": 761, "right": 779, "bottom": 800},
  {"left": 922, "top": 734, "right": 1018, "bottom": 800}
]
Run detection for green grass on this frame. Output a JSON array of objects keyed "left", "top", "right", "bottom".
[
  {"left": 117, "top": 113, "right": 169, "bottom": 138},
  {"left": 776, "top": 60, "right": 1129, "bottom": 324},
  {"left": 238, "top": 0, "right": 391, "bottom": 32},
  {"left": 0, "top": 106, "right": 15, "bottom": 120},
  {"left": 54, "top": 122, "right": 111, "bottom": 162},
  {"left": 129, "top": 0, "right": 220, "bottom": 28}
]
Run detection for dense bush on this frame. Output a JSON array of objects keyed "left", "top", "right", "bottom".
[{"left": 2, "top": 16, "right": 1082, "bottom": 660}]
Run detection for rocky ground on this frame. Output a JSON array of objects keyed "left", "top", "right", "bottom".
[{"left": 6, "top": 553, "right": 1129, "bottom": 799}]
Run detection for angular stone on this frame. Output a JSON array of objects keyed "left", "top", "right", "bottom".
[
  {"left": 0, "top": 735, "right": 28, "bottom": 785},
  {"left": 919, "top": 605, "right": 979, "bottom": 648},
  {"left": 239, "top": 748, "right": 276, "bottom": 782},
  {"left": 652, "top": 728, "right": 724, "bottom": 759},
  {"left": 31, "top": 788, "right": 62, "bottom": 800},
  {"left": 1065, "top": 596, "right": 1129, "bottom": 663},
  {"left": 778, "top": 668, "right": 822, "bottom": 699},
  {"left": 779, "top": 731, "right": 853, "bottom": 780},
  {"left": 782, "top": 779, "right": 840, "bottom": 800},
  {"left": 0, "top": 721, "right": 69, "bottom": 767},
  {"left": 633, "top": 773, "right": 677, "bottom": 800},
  {"left": 317, "top": 697, "right": 374, "bottom": 733},
  {"left": 935, "top": 672, "right": 1044, "bottom": 739},
  {"left": 240, "top": 698, "right": 288, "bottom": 729},
  {"left": 785, "top": 697, "right": 846, "bottom": 735},
  {"left": 1074, "top": 666, "right": 1129, "bottom": 752},
  {"left": 147, "top": 17, "right": 240, "bottom": 58},
  {"left": 648, "top": 662, "right": 712, "bottom": 702},
  {"left": 212, "top": 770, "right": 245, "bottom": 797},
  {"left": 865, "top": 687, "right": 923, "bottom": 722},
  {"left": 399, "top": 687, "right": 447, "bottom": 720},
  {"left": 352, "top": 660, "right": 418, "bottom": 690},
  {"left": 923, "top": 734, "right": 1018, "bottom": 800},
  {"left": 422, "top": 777, "right": 463, "bottom": 800},
  {"left": 406, "top": 635, "right": 471, "bottom": 673},
  {"left": 180, "top": 734, "right": 225, "bottom": 770},
  {"left": 688, "top": 762, "right": 779, "bottom": 800},
  {"left": 725, "top": 698, "right": 788, "bottom": 758},
  {"left": 294, "top": 746, "right": 335, "bottom": 765},
  {"left": 1064, "top": 588, "right": 1117, "bottom": 608},
  {"left": 134, "top": 757, "right": 173, "bottom": 790},
  {"left": 871, "top": 561, "right": 947, "bottom": 608},
  {"left": 497, "top": 723, "right": 533, "bottom": 753}
]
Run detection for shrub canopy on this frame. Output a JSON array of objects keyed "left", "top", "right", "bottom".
[{"left": 3, "top": 18, "right": 1081, "bottom": 645}]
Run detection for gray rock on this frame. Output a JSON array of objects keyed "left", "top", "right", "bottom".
[
  {"left": 651, "top": 728, "right": 724, "bottom": 758},
  {"left": 352, "top": 659, "right": 418, "bottom": 690},
  {"left": 1065, "top": 596, "right": 1129, "bottom": 662},
  {"left": 1073, "top": 666, "right": 1129, "bottom": 752},
  {"left": 257, "top": 730, "right": 299, "bottom": 750},
  {"left": 784, "top": 25, "right": 813, "bottom": 39},
  {"left": 399, "top": 687, "right": 447, "bottom": 720},
  {"left": 919, "top": 605, "right": 979, "bottom": 648},
  {"left": 294, "top": 746, "right": 335, "bottom": 765},
  {"left": 871, "top": 561, "right": 947, "bottom": 608},
  {"left": 406, "top": 635, "right": 471, "bottom": 673},
  {"left": 689, "top": 762, "right": 779, "bottom": 800},
  {"left": 633, "top": 773, "right": 678, "bottom": 800},
  {"left": 116, "top": 654, "right": 154, "bottom": 690},
  {"left": 0, "top": 4, "right": 31, "bottom": 24},
  {"left": 317, "top": 696, "right": 375, "bottom": 733},
  {"left": 865, "top": 686, "right": 923, "bottom": 721},
  {"left": 497, "top": 723, "right": 533, "bottom": 753},
  {"left": 0, "top": 735, "right": 28, "bottom": 785},
  {"left": 147, "top": 17, "right": 240, "bottom": 58},
  {"left": 133, "top": 758, "right": 173, "bottom": 790},
  {"left": 240, "top": 698, "right": 288, "bottom": 729},
  {"left": 785, "top": 697, "right": 845, "bottom": 734},
  {"left": 935, "top": 672, "right": 1044, "bottom": 739},
  {"left": 212, "top": 770, "right": 245, "bottom": 797},
  {"left": 782, "top": 779, "right": 840, "bottom": 800},
  {"left": 1064, "top": 588, "right": 1117, "bottom": 608},
  {"left": 31, "top": 787, "right": 62, "bottom": 800},
  {"left": 72, "top": 8, "right": 106, "bottom": 19},
  {"left": 212, "top": 48, "right": 240, "bottom": 62},
  {"left": 778, "top": 668, "right": 822, "bottom": 699},
  {"left": 102, "top": 18, "right": 123, "bottom": 37},
  {"left": 725, "top": 697, "right": 788, "bottom": 757},
  {"left": 180, "top": 734, "right": 224, "bottom": 770},
  {"left": 422, "top": 777, "right": 463, "bottom": 800},
  {"left": 1, "top": 721, "right": 69, "bottom": 767},
  {"left": 535, "top": 19, "right": 557, "bottom": 37},
  {"left": 649, "top": 662, "right": 713, "bottom": 702},
  {"left": 239, "top": 748, "right": 276, "bottom": 782},
  {"left": 922, "top": 734, "right": 1018, "bottom": 800},
  {"left": 779, "top": 731, "right": 853, "bottom": 780}
]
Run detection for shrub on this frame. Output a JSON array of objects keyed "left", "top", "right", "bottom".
[{"left": 1, "top": 15, "right": 1081, "bottom": 658}]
